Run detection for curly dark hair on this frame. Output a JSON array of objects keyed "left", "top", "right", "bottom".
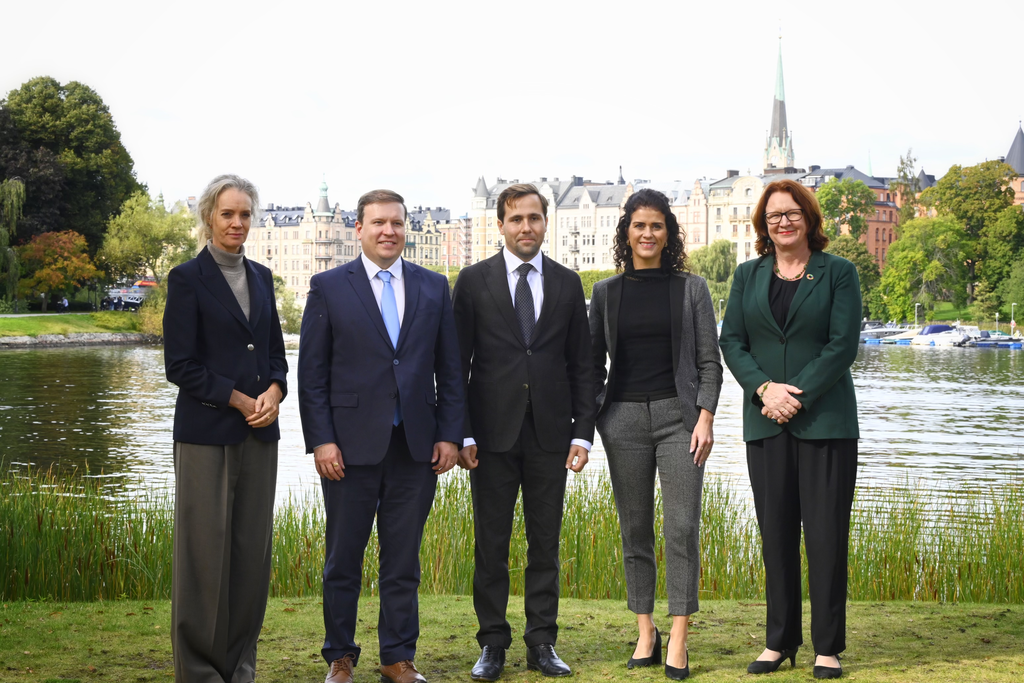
[{"left": 612, "top": 188, "right": 687, "bottom": 272}]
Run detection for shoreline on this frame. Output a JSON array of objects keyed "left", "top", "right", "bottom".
[{"left": 0, "top": 332, "right": 162, "bottom": 348}]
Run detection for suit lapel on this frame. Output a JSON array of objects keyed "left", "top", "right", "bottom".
[
  {"left": 534, "top": 255, "right": 563, "bottom": 338},
  {"left": 483, "top": 251, "right": 527, "bottom": 348},
  {"left": 346, "top": 258, "right": 394, "bottom": 350},
  {"left": 605, "top": 275, "right": 623, "bottom": 367},
  {"left": 669, "top": 273, "right": 685, "bottom": 373},
  {"left": 196, "top": 247, "right": 251, "bottom": 331},
  {"left": 396, "top": 259, "right": 419, "bottom": 351},
  {"left": 244, "top": 258, "right": 264, "bottom": 331},
  {"left": 754, "top": 255, "right": 783, "bottom": 336},
  {"left": 784, "top": 250, "right": 826, "bottom": 329}
]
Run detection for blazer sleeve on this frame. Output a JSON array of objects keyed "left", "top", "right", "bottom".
[
  {"left": 265, "top": 269, "right": 289, "bottom": 400},
  {"left": 690, "top": 276, "right": 724, "bottom": 415},
  {"left": 297, "top": 274, "right": 336, "bottom": 453},
  {"left": 566, "top": 274, "right": 597, "bottom": 443},
  {"left": 588, "top": 280, "right": 608, "bottom": 397},
  {"left": 451, "top": 269, "right": 475, "bottom": 442},
  {"left": 786, "top": 259, "right": 861, "bottom": 411},
  {"left": 718, "top": 264, "right": 772, "bottom": 402},
  {"left": 432, "top": 275, "right": 465, "bottom": 444},
  {"left": 163, "top": 266, "right": 236, "bottom": 406}
]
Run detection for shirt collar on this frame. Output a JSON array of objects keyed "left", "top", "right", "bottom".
[
  {"left": 502, "top": 247, "right": 544, "bottom": 277},
  {"left": 361, "top": 252, "right": 404, "bottom": 281}
]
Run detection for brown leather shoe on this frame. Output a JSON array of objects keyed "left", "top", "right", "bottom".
[
  {"left": 379, "top": 659, "right": 427, "bottom": 683},
  {"left": 326, "top": 654, "right": 355, "bottom": 683}
]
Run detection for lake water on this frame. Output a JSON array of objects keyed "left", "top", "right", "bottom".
[{"left": 1, "top": 344, "right": 1022, "bottom": 504}]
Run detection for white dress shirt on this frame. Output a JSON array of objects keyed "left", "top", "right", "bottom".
[
  {"left": 464, "top": 248, "right": 591, "bottom": 453},
  {"left": 503, "top": 247, "right": 544, "bottom": 322},
  {"left": 361, "top": 252, "right": 405, "bottom": 327}
]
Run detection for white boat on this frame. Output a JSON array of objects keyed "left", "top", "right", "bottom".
[{"left": 910, "top": 324, "right": 971, "bottom": 347}]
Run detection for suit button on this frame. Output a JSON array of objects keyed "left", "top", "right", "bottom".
[
  {"left": 257, "top": 375, "right": 260, "bottom": 381},
  {"left": 393, "top": 359, "right": 400, "bottom": 365},
  {"left": 523, "top": 383, "right": 529, "bottom": 390},
  {"left": 389, "top": 392, "right": 396, "bottom": 399},
  {"left": 779, "top": 337, "right": 786, "bottom": 344},
  {"left": 247, "top": 343, "right": 254, "bottom": 351},
  {"left": 526, "top": 349, "right": 532, "bottom": 355}
]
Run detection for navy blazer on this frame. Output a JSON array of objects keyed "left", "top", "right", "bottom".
[
  {"left": 164, "top": 247, "right": 289, "bottom": 445},
  {"left": 297, "top": 258, "right": 464, "bottom": 465}
]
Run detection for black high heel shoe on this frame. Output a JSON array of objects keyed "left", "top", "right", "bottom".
[
  {"left": 813, "top": 654, "right": 842, "bottom": 679},
  {"left": 664, "top": 636, "right": 689, "bottom": 680},
  {"left": 627, "top": 627, "right": 661, "bottom": 668},
  {"left": 747, "top": 647, "right": 798, "bottom": 674}
]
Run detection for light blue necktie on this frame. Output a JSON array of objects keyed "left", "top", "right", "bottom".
[{"left": 378, "top": 270, "right": 402, "bottom": 425}]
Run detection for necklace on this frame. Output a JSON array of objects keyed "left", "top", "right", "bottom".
[{"left": 773, "top": 257, "right": 808, "bottom": 281}]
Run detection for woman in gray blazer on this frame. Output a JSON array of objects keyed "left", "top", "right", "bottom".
[{"left": 589, "top": 189, "right": 723, "bottom": 680}]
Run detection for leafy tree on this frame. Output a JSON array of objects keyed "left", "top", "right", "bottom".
[
  {"left": 577, "top": 269, "right": 617, "bottom": 299},
  {"left": 875, "top": 217, "right": 970, "bottom": 322},
  {"left": 816, "top": 177, "right": 877, "bottom": 240},
  {"left": 0, "top": 107, "right": 65, "bottom": 239},
  {"left": 138, "top": 279, "right": 167, "bottom": 337},
  {"left": 273, "top": 275, "right": 302, "bottom": 335},
  {"left": 920, "top": 160, "right": 1018, "bottom": 301},
  {"left": 969, "top": 280, "right": 1000, "bottom": 325},
  {"left": 17, "top": 230, "right": 100, "bottom": 312},
  {"left": 1, "top": 77, "right": 144, "bottom": 250},
  {"left": 1, "top": 177, "right": 25, "bottom": 303},
  {"left": 100, "top": 192, "right": 195, "bottom": 284},
  {"left": 888, "top": 148, "right": 921, "bottom": 225},
  {"left": 977, "top": 205, "right": 1024, "bottom": 297},
  {"left": 689, "top": 239, "right": 736, "bottom": 319},
  {"left": 825, "top": 235, "right": 880, "bottom": 317},
  {"left": 423, "top": 264, "right": 462, "bottom": 292},
  {"left": 997, "top": 262, "right": 1024, "bottom": 323}
]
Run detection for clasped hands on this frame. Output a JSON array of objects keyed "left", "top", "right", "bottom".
[
  {"left": 230, "top": 383, "right": 282, "bottom": 429},
  {"left": 760, "top": 382, "right": 803, "bottom": 424},
  {"left": 457, "top": 444, "right": 590, "bottom": 473},
  {"left": 315, "top": 440, "right": 460, "bottom": 480}
]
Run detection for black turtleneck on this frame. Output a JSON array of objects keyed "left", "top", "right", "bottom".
[{"left": 612, "top": 268, "right": 677, "bottom": 402}]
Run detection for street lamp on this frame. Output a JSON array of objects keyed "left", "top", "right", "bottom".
[
  {"left": 915, "top": 302, "right": 921, "bottom": 327},
  {"left": 718, "top": 299, "right": 724, "bottom": 323},
  {"left": 996, "top": 312, "right": 999, "bottom": 334},
  {"left": 1013, "top": 303, "right": 1018, "bottom": 334}
]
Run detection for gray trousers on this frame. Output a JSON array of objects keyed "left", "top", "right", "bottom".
[
  {"left": 598, "top": 398, "right": 704, "bottom": 616},
  {"left": 172, "top": 434, "right": 278, "bottom": 683}
]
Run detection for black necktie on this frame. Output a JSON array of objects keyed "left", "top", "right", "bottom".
[{"left": 515, "top": 263, "right": 535, "bottom": 346}]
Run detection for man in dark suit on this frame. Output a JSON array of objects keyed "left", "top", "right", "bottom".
[
  {"left": 299, "top": 189, "right": 464, "bottom": 683},
  {"left": 453, "top": 183, "right": 597, "bottom": 680}
]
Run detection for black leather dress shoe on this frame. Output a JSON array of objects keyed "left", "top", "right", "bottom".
[
  {"left": 471, "top": 645, "right": 506, "bottom": 681},
  {"left": 813, "top": 654, "right": 842, "bottom": 679},
  {"left": 627, "top": 627, "right": 661, "bottom": 668},
  {"left": 747, "top": 647, "right": 799, "bottom": 674},
  {"left": 526, "top": 644, "right": 571, "bottom": 677}
]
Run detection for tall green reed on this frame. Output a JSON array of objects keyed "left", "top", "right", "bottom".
[{"left": 3, "top": 468, "right": 1023, "bottom": 603}]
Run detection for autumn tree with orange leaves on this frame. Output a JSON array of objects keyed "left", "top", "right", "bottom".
[{"left": 17, "top": 230, "right": 100, "bottom": 312}]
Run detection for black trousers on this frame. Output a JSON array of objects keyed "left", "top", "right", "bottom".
[
  {"left": 746, "top": 432, "right": 857, "bottom": 656},
  {"left": 320, "top": 425, "right": 437, "bottom": 667},
  {"left": 470, "top": 413, "right": 568, "bottom": 649}
]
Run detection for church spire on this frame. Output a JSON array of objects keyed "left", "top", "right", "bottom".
[{"left": 764, "top": 35, "right": 795, "bottom": 171}]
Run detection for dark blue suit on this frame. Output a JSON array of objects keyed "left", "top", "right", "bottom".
[
  {"left": 164, "top": 246, "right": 289, "bottom": 440},
  {"left": 298, "top": 256, "right": 463, "bottom": 667}
]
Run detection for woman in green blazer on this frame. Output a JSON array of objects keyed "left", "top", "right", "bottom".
[{"left": 719, "top": 179, "right": 861, "bottom": 680}]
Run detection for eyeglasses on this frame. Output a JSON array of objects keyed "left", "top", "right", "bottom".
[{"left": 764, "top": 209, "right": 804, "bottom": 225}]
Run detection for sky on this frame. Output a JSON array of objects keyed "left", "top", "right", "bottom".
[{"left": 2, "top": 0, "right": 1021, "bottom": 216}]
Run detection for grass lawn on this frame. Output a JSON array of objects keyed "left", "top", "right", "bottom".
[
  {"left": 1, "top": 597, "right": 1021, "bottom": 682},
  {"left": 0, "top": 312, "right": 139, "bottom": 338}
]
